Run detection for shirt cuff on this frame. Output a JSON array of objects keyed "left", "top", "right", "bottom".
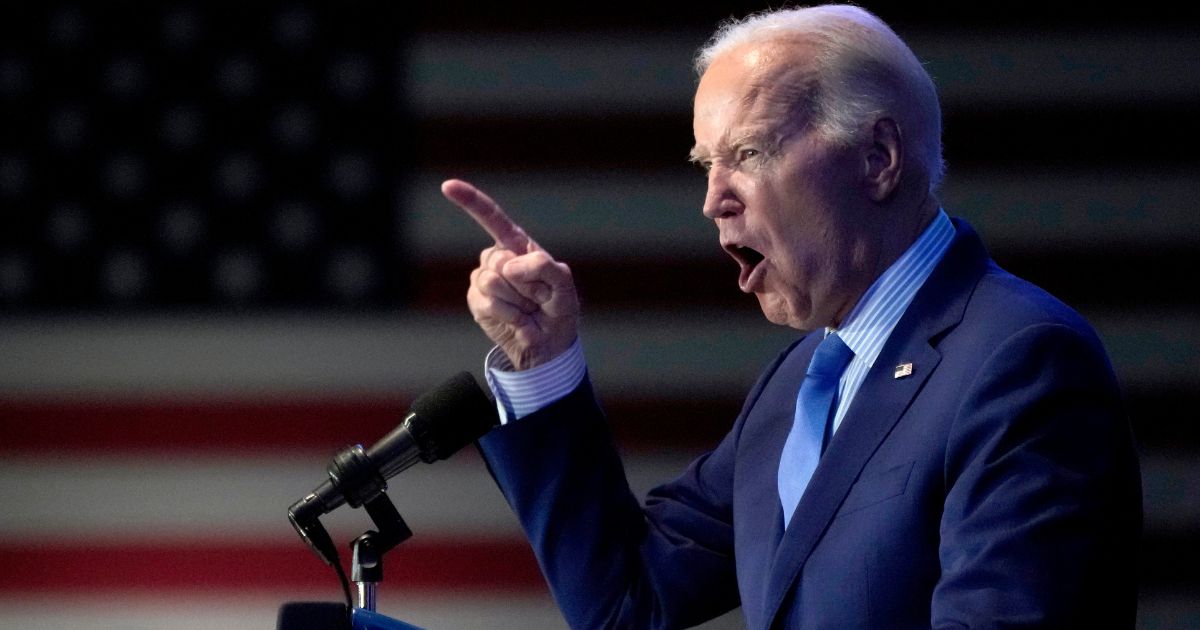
[{"left": 484, "top": 338, "right": 587, "bottom": 425}]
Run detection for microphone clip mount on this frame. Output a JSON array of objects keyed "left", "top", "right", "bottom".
[{"left": 351, "top": 493, "right": 414, "bottom": 611}]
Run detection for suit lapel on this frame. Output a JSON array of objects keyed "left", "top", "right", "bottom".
[
  {"left": 763, "top": 334, "right": 940, "bottom": 622},
  {"left": 760, "top": 219, "right": 988, "bottom": 626}
]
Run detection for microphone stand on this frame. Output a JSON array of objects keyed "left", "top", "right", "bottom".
[
  {"left": 282, "top": 372, "right": 498, "bottom": 629},
  {"left": 351, "top": 493, "right": 412, "bottom": 613},
  {"left": 280, "top": 489, "right": 425, "bottom": 630},
  {"left": 342, "top": 491, "right": 427, "bottom": 630}
]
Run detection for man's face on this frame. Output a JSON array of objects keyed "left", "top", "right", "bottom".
[{"left": 691, "top": 42, "right": 868, "bottom": 331}]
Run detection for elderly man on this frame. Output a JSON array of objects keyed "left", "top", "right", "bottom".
[{"left": 442, "top": 5, "right": 1141, "bottom": 628}]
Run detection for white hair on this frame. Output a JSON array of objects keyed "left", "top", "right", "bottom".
[{"left": 695, "top": 5, "right": 945, "bottom": 192}]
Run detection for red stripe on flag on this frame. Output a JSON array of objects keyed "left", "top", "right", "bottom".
[
  {"left": 0, "top": 397, "right": 410, "bottom": 455},
  {"left": 0, "top": 538, "right": 546, "bottom": 595},
  {"left": 0, "top": 396, "right": 739, "bottom": 455}
]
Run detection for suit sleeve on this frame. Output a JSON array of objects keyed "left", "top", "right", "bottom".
[
  {"left": 933, "top": 322, "right": 1142, "bottom": 628},
  {"left": 477, "top": 376, "right": 742, "bottom": 629}
]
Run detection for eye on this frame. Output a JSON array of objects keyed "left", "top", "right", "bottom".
[{"left": 738, "top": 148, "right": 760, "bottom": 162}]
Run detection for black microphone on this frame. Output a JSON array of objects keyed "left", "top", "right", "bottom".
[{"left": 288, "top": 371, "right": 498, "bottom": 564}]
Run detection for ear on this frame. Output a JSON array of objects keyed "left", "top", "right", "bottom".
[{"left": 863, "top": 117, "right": 903, "bottom": 203}]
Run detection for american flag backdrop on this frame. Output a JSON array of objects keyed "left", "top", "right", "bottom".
[{"left": 2, "top": 3, "right": 1198, "bottom": 629}]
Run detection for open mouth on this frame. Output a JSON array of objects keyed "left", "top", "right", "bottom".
[
  {"left": 725, "top": 243, "right": 765, "bottom": 269},
  {"left": 736, "top": 246, "right": 765, "bottom": 268},
  {"left": 724, "top": 244, "right": 766, "bottom": 292}
]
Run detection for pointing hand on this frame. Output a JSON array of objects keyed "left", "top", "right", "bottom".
[{"left": 441, "top": 179, "right": 580, "bottom": 370}]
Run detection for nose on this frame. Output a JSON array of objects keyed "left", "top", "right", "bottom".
[{"left": 702, "top": 164, "right": 744, "bottom": 220}]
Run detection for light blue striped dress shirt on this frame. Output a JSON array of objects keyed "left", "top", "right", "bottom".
[
  {"left": 826, "top": 209, "right": 954, "bottom": 433},
  {"left": 486, "top": 210, "right": 955, "bottom": 428}
]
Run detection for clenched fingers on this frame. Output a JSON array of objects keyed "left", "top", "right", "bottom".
[
  {"left": 471, "top": 266, "right": 539, "bottom": 315},
  {"left": 500, "top": 250, "right": 576, "bottom": 317}
]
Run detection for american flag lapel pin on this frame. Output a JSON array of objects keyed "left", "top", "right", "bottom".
[{"left": 894, "top": 362, "right": 914, "bottom": 379}]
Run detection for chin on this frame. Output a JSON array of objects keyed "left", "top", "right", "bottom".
[{"left": 756, "top": 293, "right": 809, "bottom": 330}]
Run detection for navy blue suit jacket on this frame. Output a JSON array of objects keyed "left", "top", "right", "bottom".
[{"left": 479, "top": 220, "right": 1142, "bottom": 629}]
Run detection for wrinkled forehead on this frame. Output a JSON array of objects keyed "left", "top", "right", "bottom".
[{"left": 693, "top": 40, "right": 819, "bottom": 145}]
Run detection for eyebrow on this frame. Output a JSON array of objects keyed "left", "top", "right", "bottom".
[{"left": 687, "top": 127, "right": 773, "bottom": 164}]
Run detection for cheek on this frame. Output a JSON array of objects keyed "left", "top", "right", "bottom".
[{"left": 731, "top": 173, "right": 762, "bottom": 207}]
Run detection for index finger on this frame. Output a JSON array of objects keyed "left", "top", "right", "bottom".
[{"left": 441, "top": 179, "right": 533, "bottom": 253}]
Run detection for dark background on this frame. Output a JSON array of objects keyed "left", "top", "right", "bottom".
[{"left": 0, "top": 2, "right": 1196, "bottom": 628}]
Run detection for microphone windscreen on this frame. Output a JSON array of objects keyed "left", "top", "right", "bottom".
[{"left": 409, "top": 371, "right": 498, "bottom": 461}]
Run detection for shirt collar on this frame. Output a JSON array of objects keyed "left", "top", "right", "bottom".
[{"left": 828, "top": 209, "right": 955, "bottom": 368}]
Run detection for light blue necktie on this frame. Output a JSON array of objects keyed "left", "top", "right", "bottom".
[{"left": 778, "top": 332, "right": 854, "bottom": 528}]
